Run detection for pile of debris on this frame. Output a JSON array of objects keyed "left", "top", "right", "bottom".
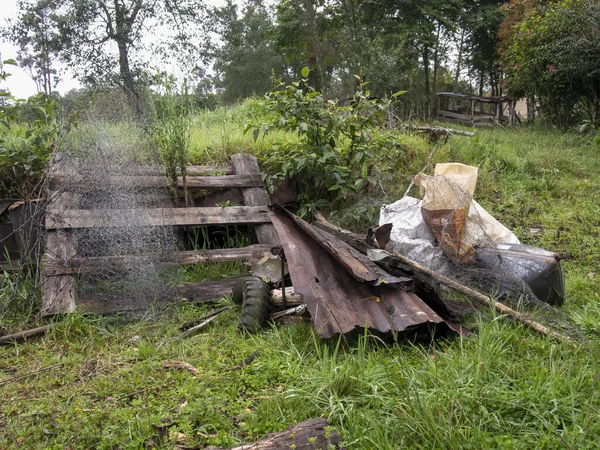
[
  {"left": 1, "top": 159, "right": 576, "bottom": 348},
  {"left": 220, "top": 162, "right": 574, "bottom": 345}
]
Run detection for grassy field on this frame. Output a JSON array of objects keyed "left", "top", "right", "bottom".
[{"left": 1, "top": 102, "right": 599, "bottom": 449}]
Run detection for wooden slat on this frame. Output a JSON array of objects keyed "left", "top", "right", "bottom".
[
  {"left": 50, "top": 174, "right": 264, "bottom": 190},
  {"left": 43, "top": 153, "right": 78, "bottom": 316},
  {"left": 73, "top": 164, "right": 234, "bottom": 176},
  {"left": 183, "top": 277, "right": 241, "bottom": 304},
  {"left": 45, "top": 206, "right": 271, "bottom": 229},
  {"left": 231, "top": 153, "right": 280, "bottom": 245},
  {"left": 43, "top": 245, "right": 273, "bottom": 276},
  {"left": 77, "top": 277, "right": 241, "bottom": 313}
]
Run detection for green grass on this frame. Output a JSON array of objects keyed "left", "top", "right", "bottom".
[{"left": 1, "top": 103, "right": 600, "bottom": 448}]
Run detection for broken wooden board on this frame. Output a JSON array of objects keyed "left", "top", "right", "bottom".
[
  {"left": 50, "top": 174, "right": 264, "bottom": 190},
  {"left": 43, "top": 153, "right": 78, "bottom": 316},
  {"left": 231, "top": 153, "right": 280, "bottom": 245},
  {"left": 67, "top": 164, "right": 234, "bottom": 177},
  {"left": 206, "top": 418, "right": 344, "bottom": 450},
  {"left": 183, "top": 277, "right": 241, "bottom": 304},
  {"left": 43, "top": 245, "right": 273, "bottom": 276},
  {"left": 46, "top": 206, "right": 271, "bottom": 229}
]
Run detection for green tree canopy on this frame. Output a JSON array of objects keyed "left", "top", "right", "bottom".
[{"left": 504, "top": 0, "right": 600, "bottom": 126}]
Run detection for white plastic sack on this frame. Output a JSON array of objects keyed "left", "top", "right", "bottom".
[
  {"left": 379, "top": 196, "right": 519, "bottom": 270},
  {"left": 379, "top": 196, "right": 449, "bottom": 272}
]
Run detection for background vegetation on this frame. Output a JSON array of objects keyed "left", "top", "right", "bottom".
[
  {"left": 1, "top": 0, "right": 600, "bottom": 448},
  {"left": 1, "top": 104, "right": 600, "bottom": 447}
]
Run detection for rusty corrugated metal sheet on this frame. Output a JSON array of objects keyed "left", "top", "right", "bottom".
[{"left": 269, "top": 205, "right": 445, "bottom": 338}]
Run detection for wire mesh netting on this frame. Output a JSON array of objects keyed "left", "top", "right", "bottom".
[{"left": 52, "top": 125, "right": 182, "bottom": 312}]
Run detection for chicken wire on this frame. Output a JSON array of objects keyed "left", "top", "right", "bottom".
[{"left": 55, "top": 126, "right": 182, "bottom": 312}]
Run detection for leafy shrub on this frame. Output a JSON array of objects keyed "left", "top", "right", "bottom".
[
  {"left": 248, "top": 70, "right": 405, "bottom": 216},
  {"left": 0, "top": 59, "right": 71, "bottom": 198},
  {"left": 148, "top": 75, "right": 192, "bottom": 206}
]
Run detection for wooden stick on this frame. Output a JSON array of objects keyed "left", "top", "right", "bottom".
[
  {"left": 368, "top": 249, "right": 575, "bottom": 346},
  {"left": 0, "top": 323, "right": 56, "bottom": 346},
  {"left": 179, "top": 305, "right": 237, "bottom": 330},
  {"left": 271, "top": 304, "right": 307, "bottom": 320},
  {"left": 411, "top": 125, "right": 476, "bottom": 137},
  {"left": 271, "top": 287, "right": 303, "bottom": 306},
  {"left": 0, "top": 363, "right": 63, "bottom": 387},
  {"left": 159, "top": 308, "right": 234, "bottom": 345},
  {"left": 161, "top": 360, "right": 200, "bottom": 375}
]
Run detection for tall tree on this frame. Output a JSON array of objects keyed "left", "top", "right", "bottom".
[
  {"left": 272, "top": 0, "right": 337, "bottom": 93},
  {"left": 464, "top": 0, "right": 505, "bottom": 97},
  {"left": 214, "top": 0, "right": 284, "bottom": 103},
  {"left": 2, "top": 0, "right": 60, "bottom": 95},
  {"left": 5, "top": 0, "right": 212, "bottom": 114}
]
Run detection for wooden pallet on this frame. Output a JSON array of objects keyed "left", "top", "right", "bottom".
[{"left": 42, "top": 153, "right": 280, "bottom": 315}]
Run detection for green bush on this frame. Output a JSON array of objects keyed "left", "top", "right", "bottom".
[
  {"left": 0, "top": 59, "right": 72, "bottom": 198},
  {"left": 504, "top": 0, "right": 600, "bottom": 127},
  {"left": 248, "top": 72, "right": 405, "bottom": 217}
]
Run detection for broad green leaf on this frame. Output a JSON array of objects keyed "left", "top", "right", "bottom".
[{"left": 301, "top": 66, "right": 309, "bottom": 78}]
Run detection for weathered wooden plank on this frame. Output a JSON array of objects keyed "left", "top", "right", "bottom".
[
  {"left": 183, "top": 277, "right": 241, "bottom": 304},
  {"left": 43, "top": 153, "right": 78, "bottom": 316},
  {"left": 208, "top": 418, "right": 343, "bottom": 450},
  {"left": 45, "top": 206, "right": 271, "bottom": 229},
  {"left": 50, "top": 174, "right": 264, "bottom": 190},
  {"left": 231, "top": 153, "right": 280, "bottom": 245},
  {"left": 43, "top": 245, "right": 273, "bottom": 276},
  {"left": 72, "top": 164, "right": 234, "bottom": 176}
]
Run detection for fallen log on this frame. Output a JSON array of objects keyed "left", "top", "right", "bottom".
[
  {"left": 411, "top": 125, "right": 475, "bottom": 137},
  {"left": 0, "top": 323, "right": 56, "bottom": 346},
  {"left": 206, "top": 418, "right": 344, "bottom": 450}
]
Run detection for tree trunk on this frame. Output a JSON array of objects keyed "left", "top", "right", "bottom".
[
  {"left": 422, "top": 46, "right": 431, "bottom": 119},
  {"left": 454, "top": 28, "right": 465, "bottom": 93},
  {"left": 432, "top": 24, "right": 441, "bottom": 104},
  {"left": 114, "top": 0, "right": 142, "bottom": 119},
  {"left": 117, "top": 39, "right": 141, "bottom": 118},
  {"left": 527, "top": 96, "right": 535, "bottom": 123}
]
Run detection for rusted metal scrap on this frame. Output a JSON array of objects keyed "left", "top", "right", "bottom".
[{"left": 268, "top": 205, "right": 448, "bottom": 338}]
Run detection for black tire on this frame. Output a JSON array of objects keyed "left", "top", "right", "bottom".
[{"left": 232, "top": 277, "right": 273, "bottom": 333}]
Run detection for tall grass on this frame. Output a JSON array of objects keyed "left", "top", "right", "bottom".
[{"left": 2, "top": 100, "right": 600, "bottom": 448}]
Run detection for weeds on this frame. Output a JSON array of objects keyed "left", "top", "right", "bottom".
[
  {"left": 1, "top": 99, "right": 600, "bottom": 448},
  {"left": 149, "top": 75, "right": 192, "bottom": 207}
]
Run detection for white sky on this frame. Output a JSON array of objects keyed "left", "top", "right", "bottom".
[
  {"left": 0, "top": 0, "right": 229, "bottom": 99},
  {"left": 1, "top": 0, "right": 81, "bottom": 98}
]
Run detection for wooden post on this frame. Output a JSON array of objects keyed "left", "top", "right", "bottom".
[
  {"left": 470, "top": 99, "right": 475, "bottom": 125},
  {"left": 42, "top": 153, "right": 79, "bottom": 315},
  {"left": 231, "top": 153, "right": 280, "bottom": 245}
]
